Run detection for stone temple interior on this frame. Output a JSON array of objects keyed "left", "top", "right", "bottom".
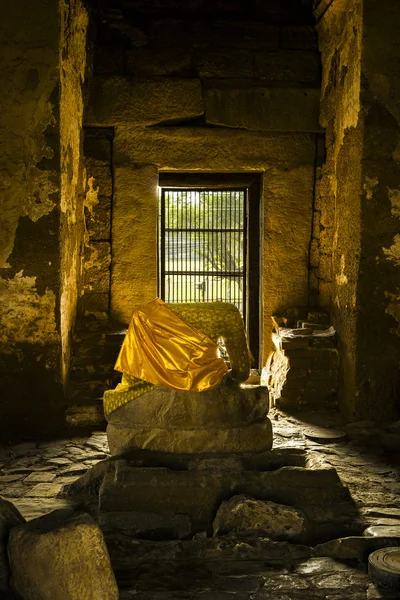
[{"left": 2, "top": 0, "right": 400, "bottom": 598}]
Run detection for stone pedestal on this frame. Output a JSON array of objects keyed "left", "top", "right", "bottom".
[{"left": 106, "top": 384, "right": 271, "bottom": 455}]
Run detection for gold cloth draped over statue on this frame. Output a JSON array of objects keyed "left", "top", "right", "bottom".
[
  {"left": 103, "top": 299, "right": 252, "bottom": 417},
  {"left": 114, "top": 297, "right": 228, "bottom": 392},
  {"left": 103, "top": 300, "right": 272, "bottom": 456}
]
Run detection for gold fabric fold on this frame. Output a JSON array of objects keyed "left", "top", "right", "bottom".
[{"left": 114, "top": 298, "right": 228, "bottom": 392}]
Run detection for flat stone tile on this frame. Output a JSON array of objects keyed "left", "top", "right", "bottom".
[
  {"left": 57, "top": 465, "right": 88, "bottom": 476},
  {"left": 24, "top": 472, "right": 57, "bottom": 483},
  {"left": 8, "top": 497, "right": 73, "bottom": 521},
  {"left": 46, "top": 458, "right": 73, "bottom": 466},
  {"left": 0, "top": 483, "right": 28, "bottom": 497},
  {"left": 0, "top": 474, "right": 26, "bottom": 483},
  {"left": 24, "top": 483, "right": 63, "bottom": 497}
]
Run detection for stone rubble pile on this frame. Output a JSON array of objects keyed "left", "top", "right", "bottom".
[
  {"left": 265, "top": 309, "right": 339, "bottom": 410},
  {"left": 0, "top": 412, "right": 399, "bottom": 597}
]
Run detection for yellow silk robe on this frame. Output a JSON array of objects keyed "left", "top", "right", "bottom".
[{"left": 114, "top": 298, "right": 228, "bottom": 391}]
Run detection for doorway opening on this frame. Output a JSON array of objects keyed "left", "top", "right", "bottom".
[{"left": 158, "top": 173, "right": 261, "bottom": 366}]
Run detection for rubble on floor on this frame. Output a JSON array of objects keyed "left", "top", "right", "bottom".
[
  {"left": 265, "top": 310, "right": 339, "bottom": 410},
  {"left": 8, "top": 510, "right": 119, "bottom": 600},
  {"left": 0, "top": 411, "right": 399, "bottom": 598}
]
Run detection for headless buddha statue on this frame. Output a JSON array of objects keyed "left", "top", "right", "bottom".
[{"left": 104, "top": 298, "right": 271, "bottom": 455}]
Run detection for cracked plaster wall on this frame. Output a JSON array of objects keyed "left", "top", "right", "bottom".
[
  {"left": 0, "top": 1, "right": 62, "bottom": 435},
  {"left": 317, "top": 0, "right": 400, "bottom": 420},
  {"left": 0, "top": 0, "right": 87, "bottom": 436}
]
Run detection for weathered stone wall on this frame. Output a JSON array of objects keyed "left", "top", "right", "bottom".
[
  {"left": 316, "top": 0, "right": 400, "bottom": 420},
  {"left": 81, "top": 128, "right": 113, "bottom": 318},
  {"left": 0, "top": 1, "right": 63, "bottom": 435},
  {"left": 0, "top": 0, "right": 87, "bottom": 436},
  {"left": 85, "top": 0, "right": 321, "bottom": 363},
  {"left": 316, "top": 0, "right": 364, "bottom": 418},
  {"left": 60, "top": 0, "right": 89, "bottom": 384}
]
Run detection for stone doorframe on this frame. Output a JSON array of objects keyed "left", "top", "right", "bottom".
[{"left": 111, "top": 125, "right": 315, "bottom": 364}]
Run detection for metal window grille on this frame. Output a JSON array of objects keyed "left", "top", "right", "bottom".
[{"left": 159, "top": 188, "right": 247, "bottom": 320}]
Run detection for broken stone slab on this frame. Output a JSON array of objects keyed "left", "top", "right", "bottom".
[
  {"left": 314, "top": 536, "right": 400, "bottom": 561},
  {"left": 106, "top": 385, "right": 269, "bottom": 429},
  {"left": 98, "top": 458, "right": 350, "bottom": 534},
  {"left": 8, "top": 510, "right": 119, "bottom": 600},
  {"left": 106, "top": 418, "right": 273, "bottom": 455},
  {"left": 212, "top": 494, "right": 308, "bottom": 542},
  {"left": 99, "top": 511, "right": 191, "bottom": 540},
  {"left": 0, "top": 496, "right": 25, "bottom": 594}
]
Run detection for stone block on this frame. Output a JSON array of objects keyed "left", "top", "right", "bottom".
[
  {"left": 194, "top": 47, "right": 254, "bottom": 78},
  {"left": 126, "top": 46, "right": 192, "bottom": 77},
  {"left": 114, "top": 126, "right": 316, "bottom": 167},
  {"left": 212, "top": 494, "right": 308, "bottom": 541},
  {"left": 85, "top": 77, "right": 204, "bottom": 126},
  {"left": 311, "top": 349, "right": 339, "bottom": 369},
  {"left": 204, "top": 86, "right": 322, "bottom": 132},
  {"left": 281, "top": 26, "right": 318, "bottom": 50},
  {"left": 106, "top": 418, "right": 273, "bottom": 455},
  {"left": 254, "top": 50, "right": 320, "bottom": 84},
  {"left": 107, "top": 385, "right": 268, "bottom": 429},
  {"left": 286, "top": 368, "right": 308, "bottom": 380},
  {"left": 192, "top": 21, "right": 279, "bottom": 50},
  {"left": 99, "top": 511, "right": 191, "bottom": 540},
  {"left": 99, "top": 458, "right": 348, "bottom": 534},
  {"left": 288, "top": 357, "right": 313, "bottom": 369},
  {"left": 281, "top": 338, "right": 310, "bottom": 351},
  {"left": 8, "top": 510, "right": 118, "bottom": 600}
]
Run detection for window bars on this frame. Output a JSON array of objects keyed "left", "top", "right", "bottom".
[{"left": 159, "top": 188, "right": 247, "bottom": 320}]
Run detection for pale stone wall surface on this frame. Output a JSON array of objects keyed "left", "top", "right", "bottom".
[{"left": 59, "top": 0, "right": 88, "bottom": 384}]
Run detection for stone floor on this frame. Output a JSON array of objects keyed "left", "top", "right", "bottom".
[{"left": 1, "top": 408, "right": 400, "bottom": 599}]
